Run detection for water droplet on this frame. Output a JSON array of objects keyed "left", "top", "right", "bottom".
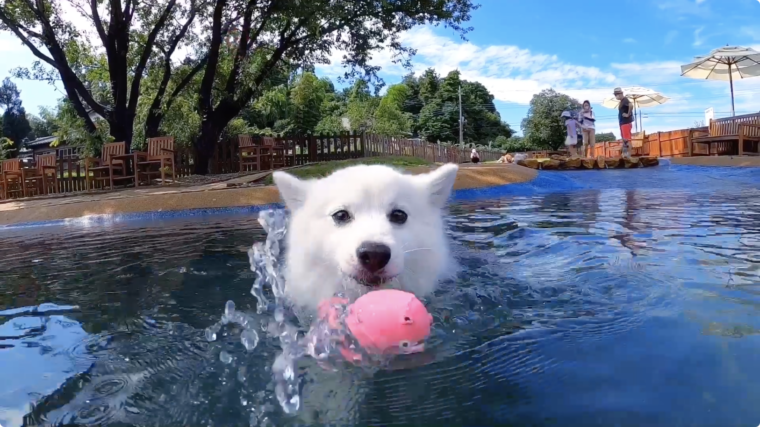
[
  {"left": 225, "top": 300, "right": 236, "bottom": 318},
  {"left": 220, "top": 350, "right": 233, "bottom": 364},
  {"left": 241, "top": 329, "right": 259, "bottom": 351},
  {"left": 205, "top": 325, "right": 219, "bottom": 342}
]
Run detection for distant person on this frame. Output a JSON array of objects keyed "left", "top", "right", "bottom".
[
  {"left": 614, "top": 87, "right": 634, "bottom": 158},
  {"left": 471, "top": 148, "right": 480, "bottom": 164},
  {"left": 498, "top": 153, "right": 513, "bottom": 163},
  {"left": 561, "top": 110, "right": 579, "bottom": 157},
  {"left": 579, "top": 100, "right": 596, "bottom": 157}
]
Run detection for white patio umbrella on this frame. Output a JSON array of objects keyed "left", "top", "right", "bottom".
[
  {"left": 601, "top": 86, "right": 670, "bottom": 132},
  {"left": 680, "top": 46, "right": 760, "bottom": 117}
]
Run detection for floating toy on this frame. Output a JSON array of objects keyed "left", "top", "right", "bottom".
[{"left": 317, "top": 289, "right": 433, "bottom": 362}]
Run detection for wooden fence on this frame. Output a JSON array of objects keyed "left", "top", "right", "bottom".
[
  {"left": 9, "top": 127, "right": 710, "bottom": 199},
  {"left": 363, "top": 134, "right": 502, "bottom": 163},
  {"left": 31, "top": 133, "right": 499, "bottom": 194},
  {"left": 206, "top": 133, "right": 501, "bottom": 174},
  {"left": 583, "top": 128, "right": 693, "bottom": 158}
]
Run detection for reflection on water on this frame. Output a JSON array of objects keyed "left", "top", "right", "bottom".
[{"left": 2, "top": 166, "right": 760, "bottom": 426}]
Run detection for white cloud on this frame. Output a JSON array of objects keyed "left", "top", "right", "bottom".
[
  {"left": 315, "top": 24, "right": 760, "bottom": 135},
  {"left": 692, "top": 27, "right": 705, "bottom": 47},
  {"left": 318, "top": 27, "right": 617, "bottom": 105},
  {"left": 623, "top": 38, "right": 636, "bottom": 44}
]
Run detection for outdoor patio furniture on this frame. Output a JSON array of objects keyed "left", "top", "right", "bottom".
[
  {"left": 84, "top": 142, "right": 126, "bottom": 190},
  {"left": 631, "top": 131, "right": 646, "bottom": 148},
  {"left": 690, "top": 112, "right": 760, "bottom": 156},
  {"left": 137, "top": 136, "right": 176, "bottom": 185},
  {"left": 1, "top": 158, "right": 39, "bottom": 198},
  {"left": 263, "top": 137, "right": 286, "bottom": 170},
  {"left": 34, "top": 153, "right": 58, "bottom": 195},
  {"left": 238, "top": 135, "right": 262, "bottom": 172}
]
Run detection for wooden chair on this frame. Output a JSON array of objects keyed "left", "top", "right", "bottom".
[
  {"left": 2, "top": 158, "right": 32, "bottom": 198},
  {"left": 278, "top": 136, "right": 298, "bottom": 167},
  {"left": 263, "top": 137, "right": 286, "bottom": 170},
  {"left": 238, "top": 135, "right": 262, "bottom": 172},
  {"left": 691, "top": 112, "right": 760, "bottom": 156},
  {"left": 84, "top": 142, "right": 126, "bottom": 190},
  {"left": 34, "top": 153, "right": 59, "bottom": 195},
  {"left": 631, "top": 131, "right": 646, "bottom": 148},
  {"left": 137, "top": 136, "right": 176, "bottom": 185}
]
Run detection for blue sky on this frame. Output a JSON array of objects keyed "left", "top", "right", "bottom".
[{"left": 1, "top": 0, "right": 759, "bottom": 138}]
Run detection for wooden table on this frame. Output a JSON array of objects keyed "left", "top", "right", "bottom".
[{"left": 111, "top": 152, "right": 148, "bottom": 187}]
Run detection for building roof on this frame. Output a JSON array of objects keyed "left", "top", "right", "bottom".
[{"left": 25, "top": 136, "right": 57, "bottom": 148}]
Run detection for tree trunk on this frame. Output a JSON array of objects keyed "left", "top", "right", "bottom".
[
  {"left": 108, "top": 110, "right": 135, "bottom": 150},
  {"left": 194, "top": 120, "right": 220, "bottom": 175},
  {"left": 145, "top": 112, "right": 163, "bottom": 139}
]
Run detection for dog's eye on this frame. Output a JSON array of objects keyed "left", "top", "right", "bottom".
[
  {"left": 388, "top": 209, "right": 408, "bottom": 225},
  {"left": 331, "top": 209, "right": 352, "bottom": 224}
]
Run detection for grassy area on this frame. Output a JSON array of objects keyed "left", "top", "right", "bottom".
[{"left": 262, "top": 156, "right": 432, "bottom": 184}]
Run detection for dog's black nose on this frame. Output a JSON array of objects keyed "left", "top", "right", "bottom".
[{"left": 356, "top": 242, "right": 391, "bottom": 273}]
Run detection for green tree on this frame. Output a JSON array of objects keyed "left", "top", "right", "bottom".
[
  {"left": 0, "top": 77, "right": 20, "bottom": 110},
  {"left": 27, "top": 106, "right": 58, "bottom": 140},
  {"left": 494, "top": 135, "right": 535, "bottom": 152},
  {"left": 49, "top": 99, "right": 113, "bottom": 156},
  {"left": 0, "top": 78, "right": 31, "bottom": 150},
  {"left": 0, "top": 0, "right": 201, "bottom": 149},
  {"left": 191, "top": 0, "right": 477, "bottom": 174},
  {"left": 0, "top": 136, "right": 13, "bottom": 160},
  {"left": 595, "top": 132, "right": 616, "bottom": 142},
  {"left": 289, "top": 73, "right": 326, "bottom": 134},
  {"left": 521, "top": 89, "right": 581, "bottom": 150},
  {"left": 373, "top": 84, "right": 412, "bottom": 137},
  {"left": 416, "top": 70, "right": 512, "bottom": 144}
]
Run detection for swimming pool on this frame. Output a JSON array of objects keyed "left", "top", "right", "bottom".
[{"left": 1, "top": 164, "right": 760, "bottom": 426}]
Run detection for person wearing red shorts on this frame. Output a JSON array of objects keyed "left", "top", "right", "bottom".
[{"left": 614, "top": 87, "right": 634, "bottom": 158}]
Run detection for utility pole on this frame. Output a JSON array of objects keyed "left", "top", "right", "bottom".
[{"left": 458, "top": 85, "right": 464, "bottom": 146}]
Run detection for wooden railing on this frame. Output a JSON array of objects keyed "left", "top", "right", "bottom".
[{"left": 363, "top": 134, "right": 501, "bottom": 163}]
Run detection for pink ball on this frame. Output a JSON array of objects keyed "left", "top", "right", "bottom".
[{"left": 343, "top": 289, "right": 433, "bottom": 358}]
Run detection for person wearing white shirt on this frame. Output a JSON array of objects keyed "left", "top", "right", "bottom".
[{"left": 578, "top": 100, "right": 596, "bottom": 157}]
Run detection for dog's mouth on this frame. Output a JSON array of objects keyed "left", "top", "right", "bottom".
[{"left": 351, "top": 271, "right": 396, "bottom": 288}]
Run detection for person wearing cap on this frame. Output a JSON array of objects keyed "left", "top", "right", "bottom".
[{"left": 614, "top": 87, "right": 634, "bottom": 158}]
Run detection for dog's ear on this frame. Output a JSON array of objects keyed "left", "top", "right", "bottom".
[
  {"left": 273, "top": 171, "right": 310, "bottom": 210},
  {"left": 417, "top": 163, "right": 458, "bottom": 208}
]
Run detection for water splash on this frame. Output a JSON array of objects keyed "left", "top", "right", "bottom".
[{"left": 202, "top": 209, "right": 344, "bottom": 416}]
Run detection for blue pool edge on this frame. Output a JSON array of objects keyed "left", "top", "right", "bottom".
[{"left": 0, "top": 158, "right": 699, "bottom": 230}]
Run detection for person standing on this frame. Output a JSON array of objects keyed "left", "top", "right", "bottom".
[
  {"left": 614, "top": 87, "right": 634, "bottom": 158},
  {"left": 561, "top": 111, "right": 579, "bottom": 157},
  {"left": 579, "top": 100, "right": 596, "bottom": 157}
]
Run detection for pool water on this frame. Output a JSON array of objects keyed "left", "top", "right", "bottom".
[{"left": 2, "top": 164, "right": 760, "bottom": 426}]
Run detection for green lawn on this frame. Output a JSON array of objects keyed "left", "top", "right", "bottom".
[{"left": 262, "top": 156, "right": 432, "bottom": 185}]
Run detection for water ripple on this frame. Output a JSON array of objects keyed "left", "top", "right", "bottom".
[{"left": 2, "top": 167, "right": 760, "bottom": 426}]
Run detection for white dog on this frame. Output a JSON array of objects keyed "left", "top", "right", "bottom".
[{"left": 272, "top": 163, "right": 459, "bottom": 310}]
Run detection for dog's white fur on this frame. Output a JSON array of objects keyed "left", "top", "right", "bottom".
[{"left": 273, "top": 163, "right": 459, "bottom": 310}]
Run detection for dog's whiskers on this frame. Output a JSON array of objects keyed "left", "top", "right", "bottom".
[{"left": 404, "top": 247, "right": 433, "bottom": 254}]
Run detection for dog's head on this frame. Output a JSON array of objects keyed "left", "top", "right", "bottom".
[{"left": 273, "top": 163, "right": 458, "bottom": 295}]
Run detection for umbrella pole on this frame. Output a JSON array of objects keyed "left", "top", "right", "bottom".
[{"left": 729, "top": 61, "right": 736, "bottom": 117}]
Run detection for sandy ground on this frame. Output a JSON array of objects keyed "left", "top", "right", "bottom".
[
  {"left": 0, "top": 164, "right": 536, "bottom": 226},
  {"left": 670, "top": 156, "right": 760, "bottom": 167}
]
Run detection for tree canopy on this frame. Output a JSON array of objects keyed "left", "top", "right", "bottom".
[
  {"left": 0, "top": 77, "right": 31, "bottom": 153},
  {"left": 521, "top": 88, "right": 582, "bottom": 151},
  {"left": 0, "top": 0, "right": 479, "bottom": 172}
]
